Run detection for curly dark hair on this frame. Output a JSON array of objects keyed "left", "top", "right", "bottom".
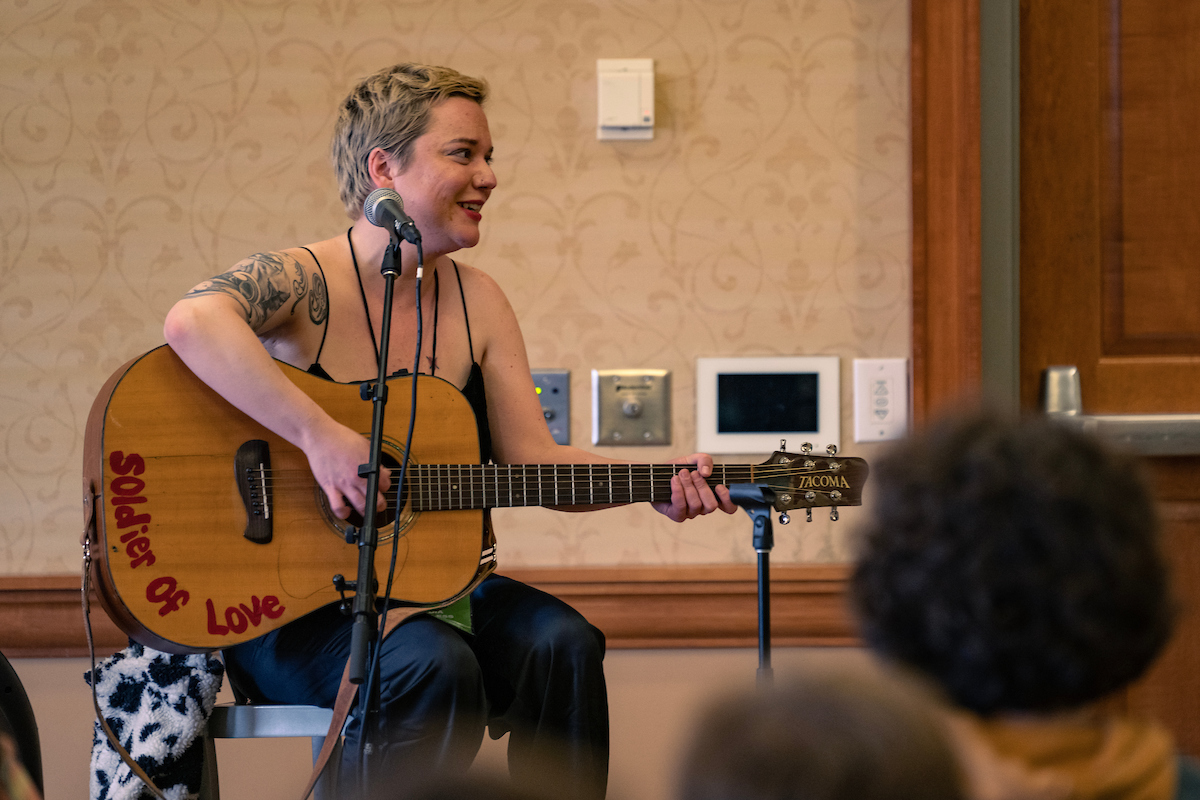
[{"left": 850, "top": 412, "right": 1176, "bottom": 715}]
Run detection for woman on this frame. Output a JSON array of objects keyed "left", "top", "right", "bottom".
[{"left": 163, "top": 63, "right": 734, "bottom": 798}]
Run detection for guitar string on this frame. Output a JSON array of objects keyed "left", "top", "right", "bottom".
[
  {"left": 251, "top": 465, "right": 857, "bottom": 506},
  {"left": 253, "top": 465, "right": 851, "bottom": 485},
  {"left": 253, "top": 466, "right": 849, "bottom": 488}
]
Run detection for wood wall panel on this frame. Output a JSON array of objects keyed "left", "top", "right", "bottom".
[
  {"left": 1127, "top": 501, "right": 1200, "bottom": 755},
  {"left": 1103, "top": 3, "right": 1200, "bottom": 352},
  {"left": 0, "top": 566, "right": 857, "bottom": 658}
]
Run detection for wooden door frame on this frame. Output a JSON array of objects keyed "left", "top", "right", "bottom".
[
  {"left": 912, "top": 0, "right": 984, "bottom": 423},
  {"left": 0, "top": 3, "right": 983, "bottom": 656}
]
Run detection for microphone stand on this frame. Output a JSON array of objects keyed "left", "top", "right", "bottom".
[
  {"left": 728, "top": 483, "right": 777, "bottom": 690},
  {"left": 347, "top": 238, "right": 403, "bottom": 693}
]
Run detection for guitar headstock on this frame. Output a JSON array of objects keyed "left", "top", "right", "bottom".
[{"left": 756, "top": 443, "right": 869, "bottom": 515}]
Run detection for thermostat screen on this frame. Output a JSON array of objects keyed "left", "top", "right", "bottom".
[{"left": 717, "top": 373, "right": 819, "bottom": 433}]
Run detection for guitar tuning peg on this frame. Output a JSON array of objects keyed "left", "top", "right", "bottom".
[
  {"left": 830, "top": 508, "right": 839, "bottom": 522},
  {"left": 780, "top": 438, "right": 787, "bottom": 450},
  {"left": 801, "top": 442, "right": 813, "bottom": 454},
  {"left": 779, "top": 512, "right": 790, "bottom": 525},
  {"left": 826, "top": 444, "right": 838, "bottom": 456},
  {"left": 806, "top": 508, "right": 813, "bottom": 523}
]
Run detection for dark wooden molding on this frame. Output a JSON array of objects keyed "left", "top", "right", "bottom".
[
  {"left": 911, "top": 0, "right": 984, "bottom": 423},
  {"left": 0, "top": 566, "right": 857, "bottom": 657}
]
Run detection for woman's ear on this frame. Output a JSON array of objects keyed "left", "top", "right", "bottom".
[{"left": 366, "top": 147, "right": 400, "bottom": 189}]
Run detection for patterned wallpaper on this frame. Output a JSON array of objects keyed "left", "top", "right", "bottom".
[{"left": 0, "top": 0, "right": 910, "bottom": 574}]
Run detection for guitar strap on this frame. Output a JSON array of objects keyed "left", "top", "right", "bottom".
[{"left": 81, "top": 482, "right": 168, "bottom": 800}]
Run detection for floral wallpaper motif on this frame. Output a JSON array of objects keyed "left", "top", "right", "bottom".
[{"left": 0, "top": 0, "right": 909, "bottom": 573}]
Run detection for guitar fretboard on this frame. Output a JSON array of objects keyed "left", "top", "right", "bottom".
[{"left": 405, "top": 463, "right": 758, "bottom": 511}]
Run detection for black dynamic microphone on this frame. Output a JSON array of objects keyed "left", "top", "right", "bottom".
[{"left": 364, "top": 187, "right": 421, "bottom": 244}]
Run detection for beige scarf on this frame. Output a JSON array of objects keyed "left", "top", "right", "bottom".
[{"left": 945, "top": 709, "right": 1177, "bottom": 800}]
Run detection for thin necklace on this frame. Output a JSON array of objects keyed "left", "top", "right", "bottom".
[{"left": 346, "top": 228, "right": 439, "bottom": 375}]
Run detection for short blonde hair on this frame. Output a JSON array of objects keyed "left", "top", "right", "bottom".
[{"left": 331, "top": 63, "right": 489, "bottom": 219}]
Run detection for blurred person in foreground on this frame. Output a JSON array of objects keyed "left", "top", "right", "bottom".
[
  {"left": 677, "top": 664, "right": 966, "bottom": 800},
  {"left": 0, "top": 731, "right": 39, "bottom": 800},
  {"left": 852, "top": 412, "right": 1200, "bottom": 800}
]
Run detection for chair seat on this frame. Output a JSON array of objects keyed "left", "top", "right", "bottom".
[
  {"left": 201, "top": 704, "right": 340, "bottom": 800},
  {"left": 208, "top": 704, "right": 335, "bottom": 739}
]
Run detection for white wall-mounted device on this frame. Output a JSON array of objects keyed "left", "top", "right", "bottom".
[
  {"left": 852, "top": 358, "right": 909, "bottom": 442},
  {"left": 696, "top": 356, "right": 840, "bottom": 455},
  {"left": 597, "top": 58, "right": 654, "bottom": 141}
]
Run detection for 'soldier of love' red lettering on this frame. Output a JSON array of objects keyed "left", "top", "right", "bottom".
[
  {"left": 108, "top": 450, "right": 156, "bottom": 569},
  {"left": 206, "top": 595, "right": 286, "bottom": 636},
  {"left": 146, "top": 576, "right": 190, "bottom": 616}
]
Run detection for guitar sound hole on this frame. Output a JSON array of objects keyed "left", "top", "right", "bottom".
[{"left": 318, "top": 447, "right": 415, "bottom": 543}]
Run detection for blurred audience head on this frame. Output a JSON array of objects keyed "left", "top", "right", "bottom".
[
  {"left": 677, "top": 663, "right": 964, "bottom": 800},
  {"left": 851, "top": 411, "right": 1176, "bottom": 715}
]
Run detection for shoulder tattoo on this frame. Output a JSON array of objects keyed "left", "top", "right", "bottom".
[
  {"left": 308, "top": 270, "right": 328, "bottom": 325},
  {"left": 185, "top": 252, "right": 313, "bottom": 330}
]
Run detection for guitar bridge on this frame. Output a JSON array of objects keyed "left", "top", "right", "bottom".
[{"left": 235, "top": 439, "right": 273, "bottom": 544}]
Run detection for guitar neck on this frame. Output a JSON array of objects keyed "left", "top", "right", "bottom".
[{"left": 408, "top": 463, "right": 756, "bottom": 511}]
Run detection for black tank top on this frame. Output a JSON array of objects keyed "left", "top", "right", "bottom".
[{"left": 301, "top": 249, "right": 494, "bottom": 464}]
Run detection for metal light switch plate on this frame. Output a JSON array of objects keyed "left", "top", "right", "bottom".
[
  {"left": 532, "top": 369, "right": 570, "bottom": 445},
  {"left": 591, "top": 369, "right": 671, "bottom": 445}
]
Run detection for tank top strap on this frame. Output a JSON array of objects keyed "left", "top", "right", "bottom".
[
  {"left": 299, "top": 246, "right": 331, "bottom": 373},
  {"left": 450, "top": 260, "right": 475, "bottom": 364}
]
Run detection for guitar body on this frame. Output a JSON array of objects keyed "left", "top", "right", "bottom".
[{"left": 83, "top": 345, "right": 487, "bottom": 654}]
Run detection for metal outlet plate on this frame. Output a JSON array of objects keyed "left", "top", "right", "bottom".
[
  {"left": 532, "top": 369, "right": 570, "bottom": 445},
  {"left": 591, "top": 369, "right": 671, "bottom": 445}
]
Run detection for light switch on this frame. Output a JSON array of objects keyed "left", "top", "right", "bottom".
[
  {"left": 592, "top": 369, "right": 671, "bottom": 445},
  {"left": 853, "top": 358, "right": 909, "bottom": 442}
]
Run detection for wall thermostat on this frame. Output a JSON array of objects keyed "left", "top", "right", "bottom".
[{"left": 696, "top": 356, "right": 840, "bottom": 455}]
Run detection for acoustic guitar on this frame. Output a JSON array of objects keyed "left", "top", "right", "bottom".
[{"left": 82, "top": 346, "right": 869, "bottom": 654}]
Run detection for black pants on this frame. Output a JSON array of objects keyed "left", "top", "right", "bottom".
[{"left": 222, "top": 574, "right": 609, "bottom": 799}]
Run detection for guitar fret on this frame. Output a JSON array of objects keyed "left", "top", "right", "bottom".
[{"left": 412, "top": 465, "right": 419, "bottom": 511}]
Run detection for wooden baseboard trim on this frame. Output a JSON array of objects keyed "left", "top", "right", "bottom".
[{"left": 0, "top": 565, "right": 857, "bottom": 657}]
